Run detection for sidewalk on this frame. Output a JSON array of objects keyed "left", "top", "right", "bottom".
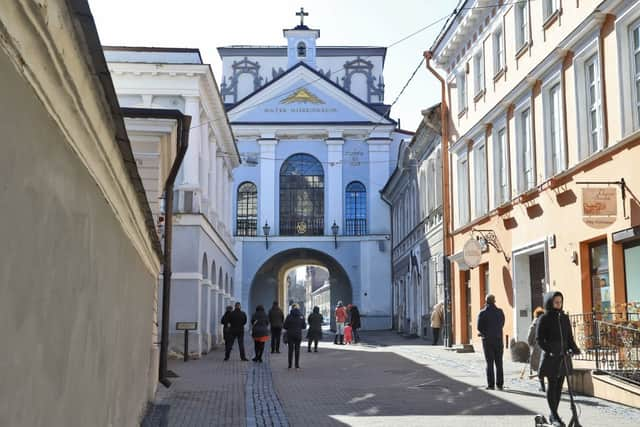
[{"left": 141, "top": 331, "right": 640, "bottom": 426}]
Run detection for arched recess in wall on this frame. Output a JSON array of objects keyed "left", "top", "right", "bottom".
[
  {"left": 279, "top": 153, "right": 324, "bottom": 236},
  {"left": 297, "top": 41, "right": 307, "bottom": 58},
  {"left": 345, "top": 181, "right": 367, "bottom": 236},
  {"left": 219, "top": 268, "right": 224, "bottom": 293},
  {"left": 202, "top": 253, "right": 208, "bottom": 280},
  {"left": 350, "top": 72, "right": 368, "bottom": 101},
  {"left": 211, "top": 260, "right": 216, "bottom": 286}
]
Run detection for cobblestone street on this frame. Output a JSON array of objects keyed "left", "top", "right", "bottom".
[{"left": 142, "top": 331, "right": 640, "bottom": 426}]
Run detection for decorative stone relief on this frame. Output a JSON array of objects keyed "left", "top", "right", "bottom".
[
  {"left": 342, "top": 57, "right": 385, "bottom": 103},
  {"left": 220, "top": 57, "right": 263, "bottom": 104}
]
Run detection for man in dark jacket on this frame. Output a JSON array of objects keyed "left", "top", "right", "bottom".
[
  {"left": 349, "top": 305, "right": 362, "bottom": 343},
  {"left": 220, "top": 305, "right": 233, "bottom": 357},
  {"left": 283, "top": 305, "right": 306, "bottom": 369},
  {"left": 536, "top": 291, "right": 580, "bottom": 426},
  {"left": 477, "top": 294, "right": 505, "bottom": 390},
  {"left": 224, "top": 302, "right": 248, "bottom": 361},
  {"left": 268, "top": 301, "right": 284, "bottom": 354}
]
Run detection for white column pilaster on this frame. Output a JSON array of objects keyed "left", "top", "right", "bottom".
[
  {"left": 258, "top": 137, "right": 278, "bottom": 234},
  {"left": 200, "top": 121, "right": 209, "bottom": 213},
  {"left": 216, "top": 154, "right": 224, "bottom": 229},
  {"left": 182, "top": 96, "right": 201, "bottom": 188},
  {"left": 208, "top": 138, "right": 217, "bottom": 221},
  {"left": 367, "top": 138, "right": 391, "bottom": 234},
  {"left": 326, "top": 136, "right": 344, "bottom": 235}
]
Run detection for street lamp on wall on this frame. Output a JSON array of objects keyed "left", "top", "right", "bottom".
[
  {"left": 331, "top": 221, "right": 339, "bottom": 249},
  {"left": 263, "top": 221, "right": 271, "bottom": 250}
]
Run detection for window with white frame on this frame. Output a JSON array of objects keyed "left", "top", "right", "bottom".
[
  {"left": 457, "top": 71, "right": 468, "bottom": 113},
  {"left": 515, "top": 1, "right": 529, "bottom": 50},
  {"left": 494, "top": 125, "right": 510, "bottom": 206},
  {"left": 474, "top": 141, "right": 488, "bottom": 217},
  {"left": 585, "top": 55, "right": 603, "bottom": 155},
  {"left": 632, "top": 23, "right": 640, "bottom": 128},
  {"left": 474, "top": 50, "right": 485, "bottom": 96},
  {"left": 543, "top": 0, "right": 559, "bottom": 20},
  {"left": 427, "top": 159, "right": 436, "bottom": 213},
  {"left": 543, "top": 81, "right": 564, "bottom": 177},
  {"left": 493, "top": 27, "right": 505, "bottom": 75},
  {"left": 457, "top": 154, "right": 470, "bottom": 226},
  {"left": 516, "top": 107, "right": 535, "bottom": 192}
]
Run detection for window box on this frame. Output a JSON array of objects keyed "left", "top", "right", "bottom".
[
  {"left": 543, "top": 9, "right": 562, "bottom": 30},
  {"left": 496, "top": 202, "right": 513, "bottom": 216},
  {"left": 473, "top": 89, "right": 485, "bottom": 103},
  {"left": 518, "top": 188, "right": 539, "bottom": 204},
  {"left": 515, "top": 42, "right": 530, "bottom": 60},
  {"left": 493, "top": 67, "right": 506, "bottom": 82}
]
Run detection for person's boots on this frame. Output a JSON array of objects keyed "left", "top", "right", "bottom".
[
  {"left": 334, "top": 334, "right": 338, "bottom": 345},
  {"left": 314, "top": 342, "right": 318, "bottom": 352},
  {"left": 339, "top": 335, "right": 344, "bottom": 345},
  {"left": 308, "top": 342, "right": 312, "bottom": 353}
]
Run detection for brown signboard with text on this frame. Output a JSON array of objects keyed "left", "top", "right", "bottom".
[{"left": 582, "top": 188, "right": 617, "bottom": 228}]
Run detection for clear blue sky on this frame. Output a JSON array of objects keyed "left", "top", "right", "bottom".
[{"left": 89, "top": 0, "right": 457, "bottom": 132}]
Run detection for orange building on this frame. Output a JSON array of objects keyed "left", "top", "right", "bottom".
[{"left": 428, "top": 0, "right": 640, "bottom": 348}]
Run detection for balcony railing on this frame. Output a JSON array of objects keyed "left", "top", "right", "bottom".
[{"left": 569, "top": 311, "right": 640, "bottom": 386}]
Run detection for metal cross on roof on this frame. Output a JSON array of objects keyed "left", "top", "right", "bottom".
[{"left": 296, "top": 7, "right": 309, "bottom": 26}]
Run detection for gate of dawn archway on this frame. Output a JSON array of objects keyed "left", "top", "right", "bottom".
[{"left": 249, "top": 248, "right": 353, "bottom": 331}]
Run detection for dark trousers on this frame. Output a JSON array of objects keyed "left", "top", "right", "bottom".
[
  {"left": 253, "top": 341, "right": 265, "bottom": 361},
  {"left": 308, "top": 338, "right": 318, "bottom": 351},
  {"left": 225, "top": 332, "right": 245, "bottom": 359},
  {"left": 271, "top": 327, "right": 282, "bottom": 352},
  {"left": 353, "top": 328, "right": 360, "bottom": 343},
  {"left": 288, "top": 338, "right": 301, "bottom": 368},
  {"left": 482, "top": 339, "right": 504, "bottom": 387},
  {"left": 432, "top": 327, "right": 440, "bottom": 345},
  {"left": 546, "top": 376, "right": 565, "bottom": 419}
]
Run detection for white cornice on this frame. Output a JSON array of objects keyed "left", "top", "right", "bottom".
[{"left": 0, "top": 0, "right": 160, "bottom": 274}]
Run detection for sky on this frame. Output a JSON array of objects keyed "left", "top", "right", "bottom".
[{"left": 88, "top": 0, "right": 458, "bottom": 132}]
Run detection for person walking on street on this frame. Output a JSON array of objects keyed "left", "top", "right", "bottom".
[
  {"left": 221, "top": 305, "right": 233, "bottom": 358},
  {"left": 251, "top": 305, "right": 270, "bottom": 363},
  {"left": 527, "top": 306, "right": 546, "bottom": 392},
  {"left": 349, "top": 305, "right": 361, "bottom": 343},
  {"left": 430, "top": 301, "right": 444, "bottom": 345},
  {"left": 536, "top": 291, "right": 581, "bottom": 427},
  {"left": 224, "top": 302, "right": 249, "bottom": 361},
  {"left": 307, "top": 306, "right": 323, "bottom": 352},
  {"left": 477, "top": 294, "right": 505, "bottom": 390},
  {"left": 268, "top": 301, "right": 284, "bottom": 354},
  {"left": 283, "top": 303, "right": 306, "bottom": 369},
  {"left": 334, "top": 301, "right": 347, "bottom": 345}
]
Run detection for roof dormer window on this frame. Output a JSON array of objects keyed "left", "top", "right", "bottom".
[{"left": 297, "top": 41, "right": 307, "bottom": 58}]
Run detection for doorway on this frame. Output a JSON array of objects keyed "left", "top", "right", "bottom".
[{"left": 529, "top": 253, "right": 546, "bottom": 312}]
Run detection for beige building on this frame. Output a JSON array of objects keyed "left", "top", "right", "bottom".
[
  {"left": 0, "top": 1, "right": 168, "bottom": 425},
  {"left": 429, "top": 0, "right": 640, "bottom": 348}
]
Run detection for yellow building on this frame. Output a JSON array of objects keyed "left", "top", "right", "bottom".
[{"left": 429, "top": 0, "right": 640, "bottom": 348}]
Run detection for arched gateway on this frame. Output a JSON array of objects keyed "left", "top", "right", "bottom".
[{"left": 249, "top": 248, "right": 352, "bottom": 331}]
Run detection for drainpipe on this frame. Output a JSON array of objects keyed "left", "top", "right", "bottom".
[
  {"left": 121, "top": 108, "right": 191, "bottom": 387},
  {"left": 380, "top": 192, "right": 395, "bottom": 331},
  {"left": 423, "top": 51, "right": 453, "bottom": 347}
]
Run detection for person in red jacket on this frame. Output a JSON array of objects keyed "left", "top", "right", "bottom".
[{"left": 334, "top": 301, "right": 347, "bottom": 345}]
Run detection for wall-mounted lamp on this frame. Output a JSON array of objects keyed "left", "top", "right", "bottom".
[
  {"left": 331, "top": 221, "right": 339, "bottom": 249},
  {"left": 571, "top": 251, "right": 578, "bottom": 265},
  {"left": 263, "top": 221, "right": 271, "bottom": 250}
]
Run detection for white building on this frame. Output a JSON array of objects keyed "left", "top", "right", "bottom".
[
  {"left": 221, "top": 11, "right": 410, "bottom": 330},
  {"left": 382, "top": 105, "right": 444, "bottom": 339},
  {"left": 105, "top": 47, "right": 241, "bottom": 355}
]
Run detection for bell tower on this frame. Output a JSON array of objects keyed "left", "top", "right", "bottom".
[{"left": 284, "top": 7, "right": 320, "bottom": 69}]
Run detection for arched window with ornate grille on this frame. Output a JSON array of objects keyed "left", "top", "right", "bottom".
[
  {"left": 279, "top": 154, "right": 324, "bottom": 235},
  {"left": 236, "top": 182, "right": 257, "bottom": 236},
  {"left": 345, "top": 181, "right": 367, "bottom": 236}
]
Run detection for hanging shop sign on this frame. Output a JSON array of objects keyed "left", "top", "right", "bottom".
[
  {"left": 462, "top": 238, "right": 483, "bottom": 269},
  {"left": 582, "top": 188, "right": 617, "bottom": 228}
]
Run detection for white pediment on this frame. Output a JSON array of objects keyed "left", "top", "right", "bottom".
[{"left": 227, "top": 63, "right": 392, "bottom": 125}]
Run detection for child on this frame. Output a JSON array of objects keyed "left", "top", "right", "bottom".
[{"left": 343, "top": 323, "right": 353, "bottom": 344}]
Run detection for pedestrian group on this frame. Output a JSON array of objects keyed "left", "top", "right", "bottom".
[{"left": 220, "top": 300, "right": 362, "bottom": 370}]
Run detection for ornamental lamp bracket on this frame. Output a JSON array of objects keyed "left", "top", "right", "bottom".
[{"left": 471, "top": 228, "right": 510, "bottom": 263}]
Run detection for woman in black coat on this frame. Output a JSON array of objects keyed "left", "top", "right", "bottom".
[
  {"left": 251, "top": 305, "right": 270, "bottom": 363},
  {"left": 283, "top": 305, "right": 306, "bottom": 369},
  {"left": 307, "top": 306, "right": 323, "bottom": 353},
  {"left": 536, "top": 291, "right": 580, "bottom": 426},
  {"left": 350, "top": 305, "right": 362, "bottom": 343}
]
